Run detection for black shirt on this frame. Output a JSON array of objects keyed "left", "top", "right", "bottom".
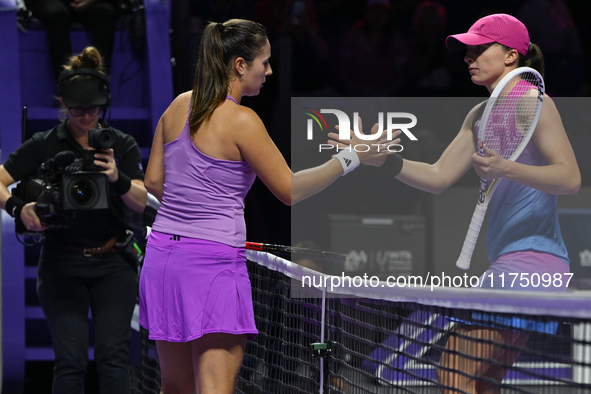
[{"left": 3, "top": 119, "right": 145, "bottom": 247}]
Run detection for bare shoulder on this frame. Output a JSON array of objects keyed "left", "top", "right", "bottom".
[
  {"left": 461, "top": 100, "right": 487, "bottom": 132},
  {"left": 160, "top": 91, "right": 191, "bottom": 143},
  {"left": 163, "top": 91, "right": 191, "bottom": 118},
  {"left": 229, "top": 104, "right": 264, "bottom": 130},
  {"left": 218, "top": 103, "right": 267, "bottom": 141},
  {"left": 542, "top": 94, "right": 559, "bottom": 112},
  {"left": 535, "top": 94, "right": 563, "bottom": 127}
]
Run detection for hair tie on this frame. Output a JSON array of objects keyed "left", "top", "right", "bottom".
[
  {"left": 525, "top": 42, "right": 532, "bottom": 58},
  {"left": 216, "top": 22, "right": 224, "bottom": 33}
]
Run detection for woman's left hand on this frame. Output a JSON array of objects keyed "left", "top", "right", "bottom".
[
  {"left": 93, "top": 148, "right": 119, "bottom": 183},
  {"left": 471, "top": 144, "right": 508, "bottom": 180}
]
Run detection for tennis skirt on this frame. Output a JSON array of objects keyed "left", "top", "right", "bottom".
[
  {"left": 139, "top": 230, "right": 258, "bottom": 342},
  {"left": 454, "top": 251, "right": 570, "bottom": 334}
]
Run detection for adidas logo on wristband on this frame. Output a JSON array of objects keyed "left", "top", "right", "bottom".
[{"left": 335, "top": 150, "right": 360, "bottom": 175}]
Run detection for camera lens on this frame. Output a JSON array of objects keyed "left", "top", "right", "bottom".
[
  {"left": 62, "top": 172, "right": 109, "bottom": 211},
  {"left": 88, "top": 127, "right": 117, "bottom": 149},
  {"left": 71, "top": 181, "right": 94, "bottom": 205},
  {"left": 99, "top": 132, "right": 112, "bottom": 145}
]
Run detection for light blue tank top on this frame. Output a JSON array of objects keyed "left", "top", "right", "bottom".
[
  {"left": 474, "top": 110, "right": 569, "bottom": 264},
  {"left": 152, "top": 115, "right": 256, "bottom": 247}
]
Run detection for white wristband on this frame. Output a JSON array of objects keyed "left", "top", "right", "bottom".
[{"left": 334, "top": 149, "right": 360, "bottom": 176}]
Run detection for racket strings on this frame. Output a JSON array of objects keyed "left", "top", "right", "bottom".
[{"left": 483, "top": 74, "right": 542, "bottom": 160}]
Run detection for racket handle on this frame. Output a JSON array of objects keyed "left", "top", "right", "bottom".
[
  {"left": 456, "top": 203, "right": 488, "bottom": 270},
  {"left": 245, "top": 242, "right": 264, "bottom": 251}
]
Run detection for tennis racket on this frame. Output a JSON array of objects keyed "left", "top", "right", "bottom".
[
  {"left": 456, "top": 67, "right": 545, "bottom": 270},
  {"left": 246, "top": 242, "right": 347, "bottom": 263}
]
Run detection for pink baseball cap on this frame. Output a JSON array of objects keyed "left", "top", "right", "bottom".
[{"left": 446, "top": 13, "right": 530, "bottom": 56}]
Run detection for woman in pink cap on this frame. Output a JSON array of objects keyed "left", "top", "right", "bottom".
[{"left": 335, "top": 13, "right": 580, "bottom": 393}]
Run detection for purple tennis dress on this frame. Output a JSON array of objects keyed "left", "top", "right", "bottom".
[{"left": 139, "top": 108, "right": 258, "bottom": 342}]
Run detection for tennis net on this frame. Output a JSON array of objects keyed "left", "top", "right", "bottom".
[{"left": 138, "top": 251, "right": 591, "bottom": 394}]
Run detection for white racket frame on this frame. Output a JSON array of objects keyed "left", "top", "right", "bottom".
[{"left": 456, "top": 67, "right": 545, "bottom": 270}]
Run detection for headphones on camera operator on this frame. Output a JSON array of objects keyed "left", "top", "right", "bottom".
[
  {"left": 11, "top": 67, "right": 117, "bottom": 240},
  {"left": 58, "top": 67, "right": 111, "bottom": 113},
  {"left": 58, "top": 67, "right": 117, "bottom": 149}
]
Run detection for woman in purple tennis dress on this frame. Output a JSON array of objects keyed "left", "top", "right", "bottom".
[{"left": 139, "top": 19, "right": 399, "bottom": 394}]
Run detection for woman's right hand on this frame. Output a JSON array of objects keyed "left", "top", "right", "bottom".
[{"left": 20, "top": 202, "right": 51, "bottom": 232}]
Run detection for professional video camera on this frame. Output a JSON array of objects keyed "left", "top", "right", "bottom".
[{"left": 12, "top": 127, "right": 118, "bottom": 230}]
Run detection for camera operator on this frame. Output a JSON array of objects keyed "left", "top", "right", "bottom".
[{"left": 0, "top": 47, "right": 146, "bottom": 393}]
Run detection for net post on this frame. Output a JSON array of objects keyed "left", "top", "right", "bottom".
[
  {"left": 573, "top": 322, "right": 591, "bottom": 384},
  {"left": 319, "top": 285, "right": 327, "bottom": 394}
]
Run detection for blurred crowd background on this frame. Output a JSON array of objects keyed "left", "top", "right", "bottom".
[
  {"left": 167, "top": 0, "right": 591, "bottom": 246},
  {"left": 170, "top": 0, "right": 591, "bottom": 98}
]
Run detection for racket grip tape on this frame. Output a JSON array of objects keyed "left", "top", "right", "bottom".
[
  {"left": 456, "top": 203, "right": 488, "bottom": 270},
  {"left": 245, "top": 242, "right": 264, "bottom": 251}
]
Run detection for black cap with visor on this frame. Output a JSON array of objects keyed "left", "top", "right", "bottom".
[{"left": 58, "top": 68, "right": 110, "bottom": 110}]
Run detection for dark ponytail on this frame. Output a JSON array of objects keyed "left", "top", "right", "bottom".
[
  {"left": 189, "top": 19, "right": 267, "bottom": 137},
  {"left": 189, "top": 22, "right": 228, "bottom": 137},
  {"left": 519, "top": 43, "right": 545, "bottom": 78}
]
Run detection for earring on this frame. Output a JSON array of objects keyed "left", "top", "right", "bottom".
[{"left": 239, "top": 73, "right": 243, "bottom": 79}]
